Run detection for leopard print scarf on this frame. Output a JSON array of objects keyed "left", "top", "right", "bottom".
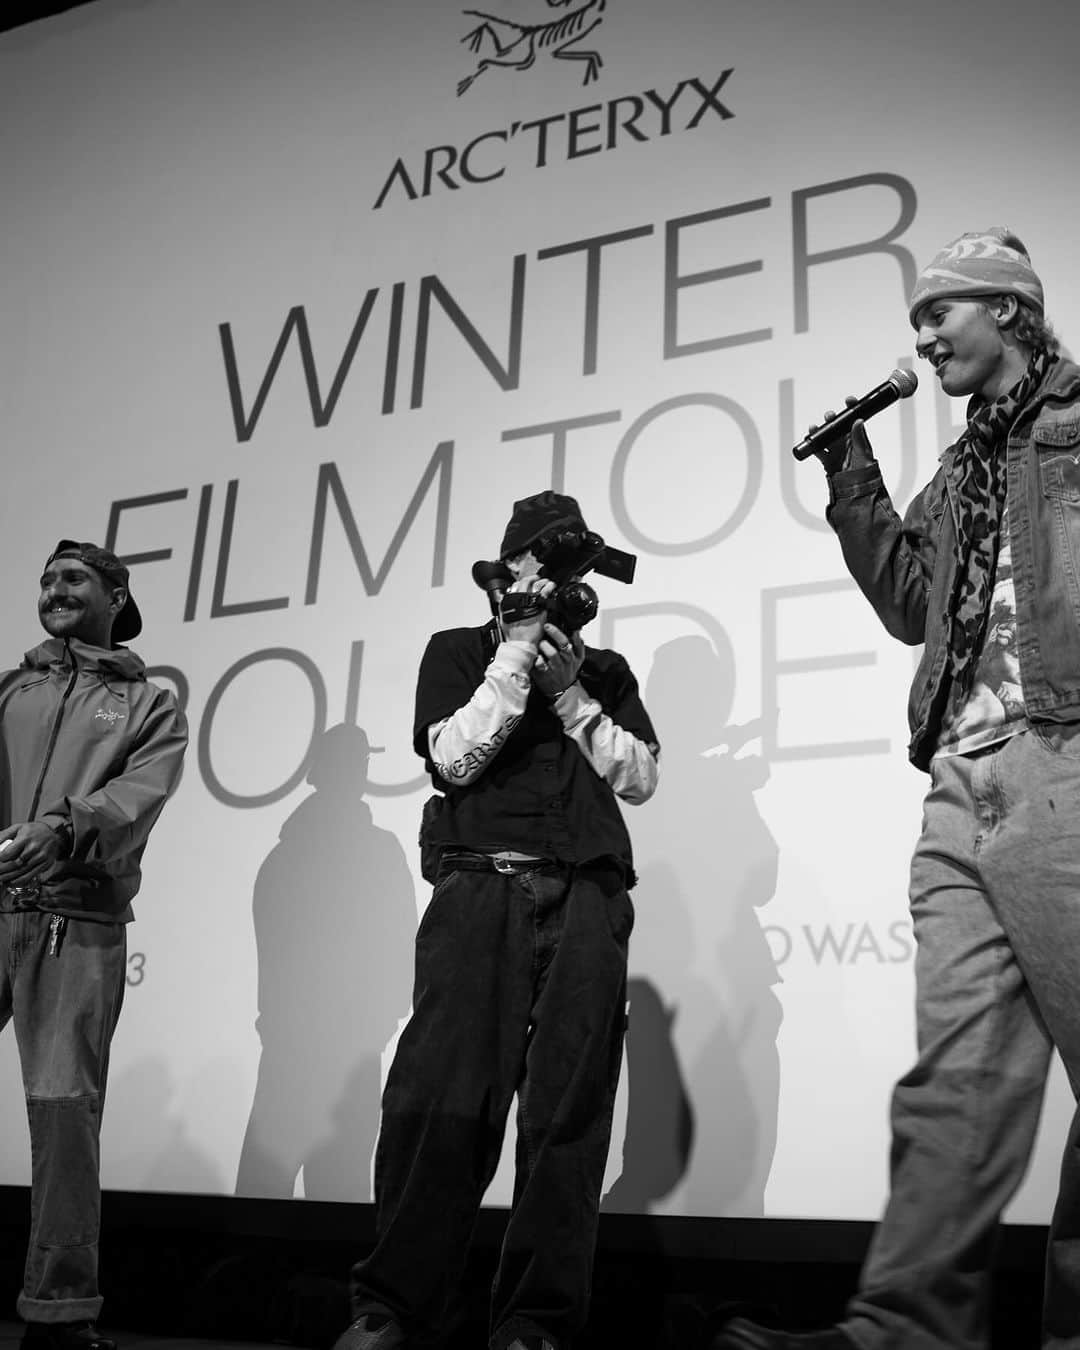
[{"left": 946, "top": 346, "right": 1057, "bottom": 693}]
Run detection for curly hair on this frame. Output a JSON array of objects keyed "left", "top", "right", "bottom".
[
  {"left": 1011, "top": 301, "right": 1060, "bottom": 355},
  {"left": 978, "top": 297, "right": 1061, "bottom": 354}
]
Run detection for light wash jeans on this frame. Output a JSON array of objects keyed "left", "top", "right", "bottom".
[
  {"left": 0, "top": 908, "right": 126, "bottom": 1323},
  {"left": 845, "top": 726, "right": 1080, "bottom": 1350}
]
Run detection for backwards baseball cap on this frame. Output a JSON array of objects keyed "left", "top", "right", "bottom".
[
  {"left": 499, "top": 491, "right": 588, "bottom": 561},
  {"left": 44, "top": 540, "right": 142, "bottom": 643},
  {"left": 908, "top": 226, "right": 1044, "bottom": 328}
]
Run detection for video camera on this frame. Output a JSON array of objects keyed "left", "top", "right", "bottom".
[{"left": 472, "top": 526, "right": 637, "bottom": 635}]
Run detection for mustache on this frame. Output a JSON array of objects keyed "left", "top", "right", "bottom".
[{"left": 40, "top": 599, "right": 82, "bottom": 613}]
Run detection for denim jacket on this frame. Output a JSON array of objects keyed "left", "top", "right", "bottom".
[{"left": 826, "top": 358, "right": 1080, "bottom": 771}]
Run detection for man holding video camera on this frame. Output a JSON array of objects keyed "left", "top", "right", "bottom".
[{"left": 334, "top": 491, "right": 660, "bottom": 1350}]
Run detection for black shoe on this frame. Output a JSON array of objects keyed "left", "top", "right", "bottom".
[
  {"left": 711, "top": 1319, "right": 858, "bottom": 1349},
  {"left": 21, "top": 1324, "right": 117, "bottom": 1350},
  {"left": 331, "top": 1314, "right": 407, "bottom": 1350}
]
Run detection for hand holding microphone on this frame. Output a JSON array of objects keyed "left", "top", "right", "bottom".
[
  {"left": 806, "top": 399, "right": 877, "bottom": 476},
  {"left": 793, "top": 368, "right": 918, "bottom": 472}
]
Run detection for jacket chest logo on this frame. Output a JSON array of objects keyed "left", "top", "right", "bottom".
[{"left": 93, "top": 707, "right": 126, "bottom": 726}]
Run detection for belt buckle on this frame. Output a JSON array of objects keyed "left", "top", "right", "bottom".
[{"left": 492, "top": 857, "right": 519, "bottom": 874}]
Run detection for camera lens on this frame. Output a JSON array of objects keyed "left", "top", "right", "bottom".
[{"left": 554, "top": 580, "right": 599, "bottom": 631}]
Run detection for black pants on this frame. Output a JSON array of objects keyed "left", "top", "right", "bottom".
[{"left": 349, "top": 855, "right": 632, "bottom": 1350}]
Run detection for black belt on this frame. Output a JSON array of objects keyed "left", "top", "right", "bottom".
[{"left": 441, "top": 849, "right": 567, "bottom": 876}]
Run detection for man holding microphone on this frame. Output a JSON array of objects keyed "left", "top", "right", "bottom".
[{"left": 718, "top": 230, "right": 1080, "bottom": 1349}]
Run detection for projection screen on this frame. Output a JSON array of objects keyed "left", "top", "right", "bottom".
[{"left": 1, "top": 0, "right": 1078, "bottom": 1224}]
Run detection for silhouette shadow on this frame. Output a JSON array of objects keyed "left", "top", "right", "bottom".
[
  {"left": 235, "top": 724, "right": 415, "bottom": 1201},
  {"left": 605, "top": 973, "right": 694, "bottom": 1213},
  {"left": 101, "top": 1056, "right": 225, "bottom": 1193},
  {"left": 605, "top": 634, "right": 781, "bottom": 1216}
]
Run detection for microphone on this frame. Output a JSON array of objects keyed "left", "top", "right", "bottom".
[{"left": 792, "top": 368, "right": 918, "bottom": 461}]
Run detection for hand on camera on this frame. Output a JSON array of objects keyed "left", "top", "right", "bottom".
[
  {"left": 809, "top": 396, "right": 875, "bottom": 475},
  {"left": 533, "top": 622, "right": 584, "bottom": 701},
  {"left": 500, "top": 576, "right": 555, "bottom": 647}
]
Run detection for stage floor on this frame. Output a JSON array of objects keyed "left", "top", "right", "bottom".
[
  {"left": 0, "top": 1329, "right": 283, "bottom": 1350},
  {"left": 0, "top": 1197, "right": 1049, "bottom": 1349}
]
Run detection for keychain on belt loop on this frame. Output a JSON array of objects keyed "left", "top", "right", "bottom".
[{"left": 48, "top": 913, "right": 67, "bottom": 957}]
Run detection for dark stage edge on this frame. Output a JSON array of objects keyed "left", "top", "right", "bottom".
[
  {"left": 0, "top": 1190, "right": 1048, "bottom": 1348},
  {"left": 0, "top": 1329, "right": 281, "bottom": 1350}
]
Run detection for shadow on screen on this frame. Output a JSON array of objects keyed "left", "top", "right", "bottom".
[
  {"left": 103, "top": 1056, "right": 225, "bottom": 1194},
  {"left": 605, "top": 633, "right": 781, "bottom": 1216},
  {"left": 235, "top": 722, "right": 415, "bottom": 1201}
]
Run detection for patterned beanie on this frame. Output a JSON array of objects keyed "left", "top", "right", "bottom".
[{"left": 908, "top": 227, "right": 1044, "bottom": 328}]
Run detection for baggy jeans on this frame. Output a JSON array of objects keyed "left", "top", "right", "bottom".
[
  {"left": 349, "top": 855, "right": 632, "bottom": 1350},
  {"left": 845, "top": 726, "right": 1080, "bottom": 1350},
  {"left": 0, "top": 909, "right": 126, "bottom": 1323}
]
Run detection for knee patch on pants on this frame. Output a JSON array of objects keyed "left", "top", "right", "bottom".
[{"left": 27, "top": 1094, "right": 102, "bottom": 1247}]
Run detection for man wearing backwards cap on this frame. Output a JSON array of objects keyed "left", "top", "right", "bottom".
[
  {"left": 716, "top": 234, "right": 1080, "bottom": 1349},
  {"left": 0, "top": 541, "right": 187, "bottom": 1350},
  {"left": 334, "top": 492, "right": 659, "bottom": 1350}
]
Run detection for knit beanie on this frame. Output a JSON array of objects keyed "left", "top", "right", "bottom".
[{"left": 908, "top": 227, "right": 1044, "bottom": 328}]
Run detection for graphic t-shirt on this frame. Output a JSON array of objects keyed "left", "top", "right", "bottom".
[{"left": 936, "top": 505, "right": 1028, "bottom": 757}]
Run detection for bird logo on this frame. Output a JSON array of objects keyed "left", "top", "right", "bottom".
[{"left": 457, "top": 0, "right": 608, "bottom": 96}]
